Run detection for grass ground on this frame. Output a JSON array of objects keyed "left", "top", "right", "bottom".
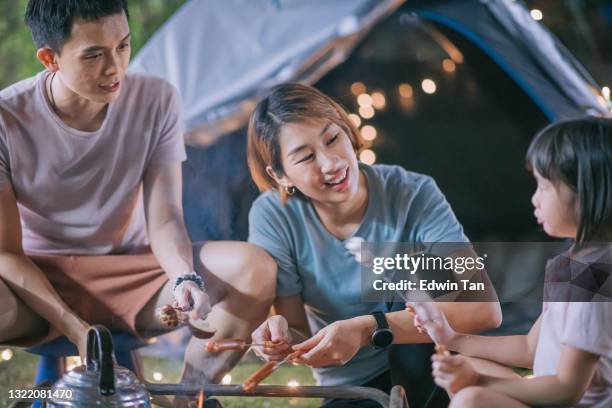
[{"left": 0, "top": 348, "right": 321, "bottom": 407}]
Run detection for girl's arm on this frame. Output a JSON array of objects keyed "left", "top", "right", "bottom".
[
  {"left": 410, "top": 302, "right": 542, "bottom": 369},
  {"left": 451, "top": 314, "right": 541, "bottom": 368},
  {"left": 477, "top": 345, "right": 599, "bottom": 406}
]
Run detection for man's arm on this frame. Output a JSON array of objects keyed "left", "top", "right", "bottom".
[
  {"left": 143, "top": 161, "right": 211, "bottom": 318},
  {"left": 0, "top": 187, "right": 89, "bottom": 356},
  {"left": 142, "top": 162, "right": 193, "bottom": 281}
]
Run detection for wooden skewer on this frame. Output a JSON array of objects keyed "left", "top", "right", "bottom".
[
  {"left": 197, "top": 389, "right": 204, "bottom": 408},
  {"left": 204, "top": 339, "right": 283, "bottom": 352}
]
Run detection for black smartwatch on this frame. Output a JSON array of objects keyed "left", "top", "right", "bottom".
[{"left": 370, "top": 311, "right": 394, "bottom": 349}]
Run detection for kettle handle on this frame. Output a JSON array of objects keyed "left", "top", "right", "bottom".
[{"left": 86, "top": 325, "right": 116, "bottom": 395}]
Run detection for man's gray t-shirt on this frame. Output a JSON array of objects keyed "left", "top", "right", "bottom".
[
  {"left": 0, "top": 71, "right": 186, "bottom": 254},
  {"left": 248, "top": 164, "right": 468, "bottom": 386}
]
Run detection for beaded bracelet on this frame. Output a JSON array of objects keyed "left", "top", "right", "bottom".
[{"left": 173, "top": 272, "right": 204, "bottom": 292}]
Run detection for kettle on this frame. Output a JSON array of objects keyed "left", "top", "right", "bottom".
[{"left": 47, "top": 325, "right": 151, "bottom": 407}]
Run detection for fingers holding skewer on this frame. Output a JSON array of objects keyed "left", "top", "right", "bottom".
[{"left": 155, "top": 303, "right": 216, "bottom": 338}]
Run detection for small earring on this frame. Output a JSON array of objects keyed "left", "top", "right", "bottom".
[{"left": 284, "top": 185, "right": 296, "bottom": 196}]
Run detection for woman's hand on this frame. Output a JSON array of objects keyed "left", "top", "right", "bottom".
[
  {"left": 251, "top": 315, "right": 293, "bottom": 362},
  {"left": 173, "top": 279, "right": 211, "bottom": 320},
  {"left": 408, "top": 302, "right": 457, "bottom": 347},
  {"left": 292, "top": 317, "right": 372, "bottom": 368},
  {"left": 432, "top": 354, "right": 479, "bottom": 394}
]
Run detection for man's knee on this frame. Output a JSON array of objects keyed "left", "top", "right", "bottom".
[
  {"left": 450, "top": 386, "right": 485, "bottom": 408},
  {"left": 201, "top": 242, "right": 276, "bottom": 302}
]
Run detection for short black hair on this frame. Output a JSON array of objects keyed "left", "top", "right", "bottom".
[
  {"left": 25, "top": 0, "right": 129, "bottom": 52},
  {"left": 527, "top": 117, "right": 612, "bottom": 242}
]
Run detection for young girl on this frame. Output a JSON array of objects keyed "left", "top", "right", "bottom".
[
  {"left": 245, "top": 83, "right": 501, "bottom": 407},
  {"left": 410, "top": 117, "right": 612, "bottom": 407}
]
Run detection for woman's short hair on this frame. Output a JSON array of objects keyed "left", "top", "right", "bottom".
[{"left": 247, "top": 83, "right": 364, "bottom": 202}]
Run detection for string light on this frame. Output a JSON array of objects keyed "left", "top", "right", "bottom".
[
  {"left": 348, "top": 113, "right": 362, "bottom": 127},
  {"left": 1, "top": 349, "right": 13, "bottom": 361},
  {"left": 153, "top": 372, "right": 163, "bottom": 381},
  {"left": 350, "top": 82, "right": 366, "bottom": 95},
  {"left": 371, "top": 91, "right": 386, "bottom": 109},
  {"left": 398, "top": 83, "right": 413, "bottom": 98},
  {"left": 361, "top": 125, "right": 377, "bottom": 141},
  {"left": 603, "top": 86, "right": 610, "bottom": 100},
  {"left": 442, "top": 59, "right": 456, "bottom": 73},
  {"left": 222, "top": 374, "right": 232, "bottom": 384},
  {"left": 359, "top": 149, "right": 376, "bottom": 165},
  {"left": 530, "top": 9, "right": 543, "bottom": 21},
  {"left": 358, "top": 106, "right": 375, "bottom": 119},
  {"left": 449, "top": 49, "right": 464, "bottom": 64},
  {"left": 287, "top": 380, "right": 300, "bottom": 387},
  {"left": 357, "top": 93, "right": 373, "bottom": 107},
  {"left": 421, "top": 79, "right": 437, "bottom": 94}
]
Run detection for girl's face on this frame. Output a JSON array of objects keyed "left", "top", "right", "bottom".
[
  {"left": 531, "top": 170, "right": 578, "bottom": 238},
  {"left": 270, "top": 120, "right": 361, "bottom": 206}
]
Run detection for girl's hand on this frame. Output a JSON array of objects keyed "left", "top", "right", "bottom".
[
  {"left": 292, "top": 318, "right": 365, "bottom": 368},
  {"left": 407, "top": 302, "right": 457, "bottom": 346},
  {"left": 251, "top": 315, "right": 292, "bottom": 362},
  {"left": 432, "top": 354, "right": 479, "bottom": 394}
]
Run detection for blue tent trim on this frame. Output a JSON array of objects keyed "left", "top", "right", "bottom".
[{"left": 416, "top": 10, "right": 557, "bottom": 122}]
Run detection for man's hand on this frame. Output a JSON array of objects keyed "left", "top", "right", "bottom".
[
  {"left": 251, "top": 315, "right": 292, "bottom": 362},
  {"left": 173, "top": 280, "right": 211, "bottom": 321},
  {"left": 432, "top": 354, "right": 479, "bottom": 394},
  {"left": 66, "top": 322, "right": 91, "bottom": 362},
  {"left": 408, "top": 302, "right": 458, "bottom": 347},
  {"left": 292, "top": 317, "right": 369, "bottom": 368}
]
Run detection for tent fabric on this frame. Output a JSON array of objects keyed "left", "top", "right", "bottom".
[
  {"left": 130, "top": 0, "right": 403, "bottom": 142},
  {"left": 414, "top": 0, "right": 609, "bottom": 121},
  {"left": 130, "top": 0, "right": 609, "bottom": 142}
]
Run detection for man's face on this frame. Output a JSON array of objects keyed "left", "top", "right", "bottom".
[{"left": 54, "top": 11, "right": 131, "bottom": 104}]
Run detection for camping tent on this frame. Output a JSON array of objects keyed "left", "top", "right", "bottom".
[{"left": 129, "top": 0, "right": 610, "bottom": 243}]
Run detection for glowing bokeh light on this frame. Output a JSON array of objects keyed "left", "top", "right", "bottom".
[
  {"left": 359, "top": 149, "right": 376, "bottom": 165},
  {"left": 421, "top": 79, "right": 437, "bottom": 94}
]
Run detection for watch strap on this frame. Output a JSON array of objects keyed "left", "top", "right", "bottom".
[{"left": 372, "top": 311, "right": 389, "bottom": 330}]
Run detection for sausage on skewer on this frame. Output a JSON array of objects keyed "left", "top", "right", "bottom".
[
  {"left": 204, "top": 339, "right": 280, "bottom": 353},
  {"left": 242, "top": 361, "right": 279, "bottom": 392},
  {"left": 156, "top": 304, "right": 216, "bottom": 338},
  {"left": 241, "top": 350, "right": 305, "bottom": 392}
]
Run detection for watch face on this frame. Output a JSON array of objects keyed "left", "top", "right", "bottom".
[{"left": 372, "top": 329, "right": 394, "bottom": 349}]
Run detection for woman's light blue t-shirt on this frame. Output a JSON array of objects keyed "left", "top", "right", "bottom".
[{"left": 248, "top": 164, "right": 468, "bottom": 386}]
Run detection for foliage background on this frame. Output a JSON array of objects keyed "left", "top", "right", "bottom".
[{"left": 0, "top": 0, "right": 187, "bottom": 89}]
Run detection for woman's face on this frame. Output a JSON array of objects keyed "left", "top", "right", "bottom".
[
  {"left": 272, "top": 120, "right": 361, "bottom": 206},
  {"left": 531, "top": 170, "right": 577, "bottom": 238}
]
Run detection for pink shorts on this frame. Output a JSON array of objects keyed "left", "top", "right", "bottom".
[{"left": 15, "top": 252, "right": 168, "bottom": 346}]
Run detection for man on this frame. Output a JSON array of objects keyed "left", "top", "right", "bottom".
[{"left": 0, "top": 0, "right": 275, "bottom": 391}]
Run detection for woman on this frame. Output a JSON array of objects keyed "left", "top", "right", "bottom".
[{"left": 246, "top": 83, "right": 501, "bottom": 407}]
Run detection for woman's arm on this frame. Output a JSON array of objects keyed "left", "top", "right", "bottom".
[
  {"left": 273, "top": 294, "right": 312, "bottom": 343},
  {"left": 0, "top": 187, "right": 89, "bottom": 357},
  {"left": 477, "top": 345, "right": 599, "bottom": 406}
]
